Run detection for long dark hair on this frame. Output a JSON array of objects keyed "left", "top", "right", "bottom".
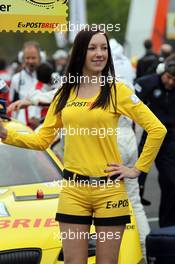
[{"left": 54, "top": 26, "right": 117, "bottom": 113}]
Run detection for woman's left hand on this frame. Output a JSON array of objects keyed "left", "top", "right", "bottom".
[{"left": 104, "top": 163, "right": 141, "bottom": 180}]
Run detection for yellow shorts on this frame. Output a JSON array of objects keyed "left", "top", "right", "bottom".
[{"left": 56, "top": 178, "right": 131, "bottom": 226}]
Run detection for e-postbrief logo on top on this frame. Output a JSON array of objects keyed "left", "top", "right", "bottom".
[
  {"left": 25, "top": 0, "right": 68, "bottom": 9},
  {"left": 0, "top": 0, "right": 68, "bottom": 33}
]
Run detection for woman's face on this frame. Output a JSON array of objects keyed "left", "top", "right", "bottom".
[{"left": 83, "top": 33, "right": 108, "bottom": 76}]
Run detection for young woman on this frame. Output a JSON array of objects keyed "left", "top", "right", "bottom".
[{"left": 0, "top": 27, "right": 166, "bottom": 264}]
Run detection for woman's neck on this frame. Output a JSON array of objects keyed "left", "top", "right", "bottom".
[{"left": 80, "top": 70, "right": 101, "bottom": 88}]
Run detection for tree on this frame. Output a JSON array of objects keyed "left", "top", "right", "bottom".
[
  {"left": 0, "top": 32, "right": 57, "bottom": 63},
  {"left": 0, "top": 1, "right": 130, "bottom": 62},
  {"left": 87, "top": 0, "right": 130, "bottom": 44}
]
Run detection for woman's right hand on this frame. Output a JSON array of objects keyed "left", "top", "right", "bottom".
[{"left": 0, "top": 118, "right": 7, "bottom": 139}]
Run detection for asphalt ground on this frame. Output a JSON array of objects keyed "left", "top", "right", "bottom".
[
  {"left": 139, "top": 165, "right": 160, "bottom": 263},
  {"left": 143, "top": 163, "right": 160, "bottom": 230}
]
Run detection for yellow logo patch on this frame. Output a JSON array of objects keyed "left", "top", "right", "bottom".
[{"left": 0, "top": 0, "right": 68, "bottom": 33}]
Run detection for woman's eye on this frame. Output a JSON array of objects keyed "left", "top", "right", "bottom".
[{"left": 87, "top": 46, "right": 108, "bottom": 51}]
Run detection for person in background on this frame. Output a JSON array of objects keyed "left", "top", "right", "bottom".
[
  {"left": 110, "top": 39, "right": 150, "bottom": 260},
  {"left": 52, "top": 49, "right": 68, "bottom": 76},
  {"left": 0, "top": 58, "right": 11, "bottom": 104},
  {"left": 30, "top": 62, "right": 58, "bottom": 127},
  {"left": 9, "top": 41, "right": 42, "bottom": 127},
  {"left": 0, "top": 79, "right": 10, "bottom": 124},
  {"left": 7, "top": 63, "right": 61, "bottom": 113},
  {"left": 135, "top": 56, "right": 175, "bottom": 227},
  {"left": 0, "top": 58, "right": 11, "bottom": 87},
  {"left": 136, "top": 39, "right": 159, "bottom": 79},
  {"left": 109, "top": 38, "right": 135, "bottom": 83},
  {"left": 159, "top": 43, "right": 173, "bottom": 63},
  {"left": 0, "top": 78, "right": 9, "bottom": 101},
  {"left": 135, "top": 39, "right": 168, "bottom": 206}
]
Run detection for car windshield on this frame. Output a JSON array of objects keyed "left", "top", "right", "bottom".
[{"left": 0, "top": 144, "right": 62, "bottom": 186}]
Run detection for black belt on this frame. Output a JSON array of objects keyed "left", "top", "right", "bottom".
[{"left": 62, "top": 169, "right": 120, "bottom": 184}]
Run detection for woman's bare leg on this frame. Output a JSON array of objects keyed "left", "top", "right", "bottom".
[
  {"left": 96, "top": 225, "right": 125, "bottom": 264},
  {"left": 59, "top": 222, "right": 90, "bottom": 264}
]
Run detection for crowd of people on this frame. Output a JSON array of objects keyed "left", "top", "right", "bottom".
[
  {"left": 0, "top": 30, "right": 175, "bottom": 263},
  {"left": 0, "top": 41, "right": 68, "bottom": 128}
]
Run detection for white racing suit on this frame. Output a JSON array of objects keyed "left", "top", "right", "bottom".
[{"left": 117, "top": 116, "right": 150, "bottom": 259}]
